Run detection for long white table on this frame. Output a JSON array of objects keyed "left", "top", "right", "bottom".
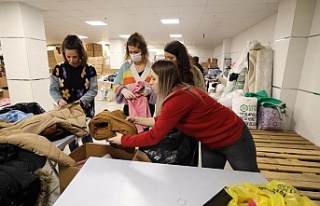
[{"left": 54, "top": 157, "right": 267, "bottom": 206}]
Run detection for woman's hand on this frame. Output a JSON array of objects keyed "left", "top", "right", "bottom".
[
  {"left": 126, "top": 116, "right": 140, "bottom": 124},
  {"left": 126, "top": 116, "right": 155, "bottom": 127},
  {"left": 140, "top": 87, "right": 151, "bottom": 96},
  {"left": 121, "top": 88, "right": 136, "bottom": 99},
  {"left": 58, "top": 99, "right": 68, "bottom": 107},
  {"left": 108, "top": 132, "right": 123, "bottom": 145}
]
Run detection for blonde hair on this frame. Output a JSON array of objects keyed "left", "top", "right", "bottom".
[
  {"left": 152, "top": 60, "right": 207, "bottom": 114},
  {"left": 152, "top": 60, "right": 188, "bottom": 113}
]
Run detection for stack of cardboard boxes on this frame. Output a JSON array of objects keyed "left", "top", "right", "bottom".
[
  {"left": 47, "top": 49, "right": 64, "bottom": 72},
  {"left": 87, "top": 57, "right": 108, "bottom": 77},
  {"left": 201, "top": 58, "right": 218, "bottom": 74},
  {"left": 85, "top": 43, "right": 103, "bottom": 57},
  {"left": 0, "top": 75, "right": 9, "bottom": 99},
  {"left": 85, "top": 43, "right": 114, "bottom": 77},
  {"left": 208, "top": 58, "right": 218, "bottom": 68}
]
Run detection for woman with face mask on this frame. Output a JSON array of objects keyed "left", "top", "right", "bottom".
[
  {"left": 113, "top": 32, "right": 156, "bottom": 123},
  {"left": 138, "top": 41, "right": 207, "bottom": 166}
]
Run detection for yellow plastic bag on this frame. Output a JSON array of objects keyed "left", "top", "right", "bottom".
[{"left": 225, "top": 180, "right": 316, "bottom": 206}]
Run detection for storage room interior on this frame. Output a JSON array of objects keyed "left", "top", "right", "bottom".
[{"left": 0, "top": 0, "right": 319, "bottom": 205}]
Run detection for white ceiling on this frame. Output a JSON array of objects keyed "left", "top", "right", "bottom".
[{"left": 0, "top": 0, "right": 282, "bottom": 48}]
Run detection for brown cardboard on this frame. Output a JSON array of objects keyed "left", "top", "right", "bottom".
[
  {"left": 2, "top": 89, "right": 9, "bottom": 98},
  {"left": 94, "top": 64, "right": 103, "bottom": 74},
  {"left": 47, "top": 50, "right": 55, "bottom": 57},
  {"left": 93, "top": 43, "right": 102, "bottom": 51},
  {"left": 48, "top": 56, "right": 57, "bottom": 68},
  {"left": 85, "top": 43, "right": 94, "bottom": 51},
  {"left": 0, "top": 77, "right": 8, "bottom": 88},
  {"left": 87, "top": 51, "right": 94, "bottom": 57},
  {"left": 94, "top": 50, "right": 103, "bottom": 57},
  {"left": 59, "top": 143, "right": 137, "bottom": 193}
]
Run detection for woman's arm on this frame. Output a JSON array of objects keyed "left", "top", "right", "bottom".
[
  {"left": 79, "top": 75, "right": 98, "bottom": 106},
  {"left": 49, "top": 75, "right": 62, "bottom": 104},
  {"left": 113, "top": 62, "right": 127, "bottom": 93},
  {"left": 126, "top": 116, "right": 155, "bottom": 127}
]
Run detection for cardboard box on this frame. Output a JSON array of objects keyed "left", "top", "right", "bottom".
[
  {"left": 93, "top": 43, "right": 102, "bottom": 51},
  {"left": 0, "top": 77, "right": 8, "bottom": 88},
  {"left": 87, "top": 51, "right": 94, "bottom": 57},
  {"left": 94, "top": 64, "right": 103, "bottom": 74},
  {"left": 95, "top": 57, "right": 106, "bottom": 64},
  {"left": 94, "top": 50, "right": 103, "bottom": 57},
  {"left": 85, "top": 43, "right": 94, "bottom": 51},
  {"left": 47, "top": 50, "right": 55, "bottom": 57},
  {"left": 208, "top": 58, "right": 218, "bottom": 64},
  {"left": 48, "top": 56, "right": 57, "bottom": 68},
  {"left": 58, "top": 143, "right": 138, "bottom": 193},
  {"left": 2, "top": 89, "right": 9, "bottom": 98},
  {"left": 87, "top": 57, "right": 96, "bottom": 64}
]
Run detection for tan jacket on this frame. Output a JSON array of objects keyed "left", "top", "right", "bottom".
[
  {"left": 0, "top": 103, "right": 88, "bottom": 166},
  {"left": 89, "top": 109, "right": 137, "bottom": 140},
  {"left": 191, "top": 65, "right": 206, "bottom": 91}
]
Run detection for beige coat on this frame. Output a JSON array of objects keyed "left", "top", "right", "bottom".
[
  {"left": 0, "top": 103, "right": 88, "bottom": 166},
  {"left": 191, "top": 65, "right": 206, "bottom": 91}
]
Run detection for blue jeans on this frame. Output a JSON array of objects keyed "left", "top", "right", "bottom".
[
  {"left": 201, "top": 125, "right": 260, "bottom": 172},
  {"left": 68, "top": 134, "right": 93, "bottom": 152}
]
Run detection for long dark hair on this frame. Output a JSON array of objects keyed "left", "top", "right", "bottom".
[
  {"left": 151, "top": 60, "right": 186, "bottom": 112},
  {"left": 61, "top": 34, "right": 87, "bottom": 67},
  {"left": 125, "top": 32, "right": 149, "bottom": 62},
  {"left": 164, "top": 40, "right": 194, "bottom": 85}
]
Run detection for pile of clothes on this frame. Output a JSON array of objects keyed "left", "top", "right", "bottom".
[{"left": 0, "top": 102, "right": 88, "bottom": 205}]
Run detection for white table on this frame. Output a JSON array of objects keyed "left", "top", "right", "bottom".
[
  {"left": 54, "top": 157, "right": 267, "bottom": 206},
  {"left": 52, "top": 134, "right": 77, "bottom": 150}
]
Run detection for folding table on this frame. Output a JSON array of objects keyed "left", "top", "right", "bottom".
[{"left": 54, "top": 157, "right": 267, "bottom": 206}]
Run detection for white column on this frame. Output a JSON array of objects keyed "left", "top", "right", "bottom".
[
  {"left": 0, "top": 2, "right": 52, "bottom": 111},
  {"left": 109, "top": 39, "right": 125, "bottom": 69},
  {"left": 272, "top": 0, "right": 315, "bottom": 129},
  {"left": 221, "top": 38, "right": 232, "bottom": 72}
]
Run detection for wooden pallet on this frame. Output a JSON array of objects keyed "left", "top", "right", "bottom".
[{"left": 251, "top": 130, "right": 320, "bottom": 205}]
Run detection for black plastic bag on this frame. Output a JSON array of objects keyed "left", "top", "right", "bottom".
[{"left": 140, "top": 128, "right": 198, "bottom": 166}]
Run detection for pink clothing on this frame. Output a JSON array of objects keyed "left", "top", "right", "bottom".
[
  {"left": 128, "top": 81, "right": 151, "bottom": 133},
  {"left": 0, "top": 98, "right": 10, "bottom": 107}
]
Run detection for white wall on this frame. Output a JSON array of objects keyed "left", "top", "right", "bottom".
[
  {"left": 148, "top": 45, "right": 214, "bottom": 64},
  {"left": 292, "top": 0, "right": 320, "bottom": 146},
  {"left": 212, "top": 0, "right": 320, "bottom": 146},
  {"left": 214, "top": 14, "right": 277, "bottom": 67}
]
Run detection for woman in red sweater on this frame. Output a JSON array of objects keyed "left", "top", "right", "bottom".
[{"left": 109, "top": 60, "right": 259, "bottom": 172}]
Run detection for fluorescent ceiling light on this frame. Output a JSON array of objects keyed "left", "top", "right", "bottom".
[
  {"left": 85, "top": 21, "right": 107, "bottom": 26},
  {"left": 119, "top": 34, "right": 130, "bottom": 38},
  {"left": 161, "top": 19, "right": 179, "bottom": 24},
  {"left": 77, "top": 35, "right": 88, "bottom": 39},
  {"left": 170, "top": 34, "right": 182, "bottom": 38}
]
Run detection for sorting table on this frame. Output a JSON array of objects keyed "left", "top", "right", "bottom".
[{"left": 54, "top": 157, "right": 267, "bottom": 206}]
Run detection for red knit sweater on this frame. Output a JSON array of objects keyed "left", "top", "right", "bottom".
[{"left": 121, "top": 86, "right": 244, "bottom": 150}]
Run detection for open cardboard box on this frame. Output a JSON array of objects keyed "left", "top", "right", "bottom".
[{"left": 58, "top": 143, "right": 150, "bottom": 193}]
